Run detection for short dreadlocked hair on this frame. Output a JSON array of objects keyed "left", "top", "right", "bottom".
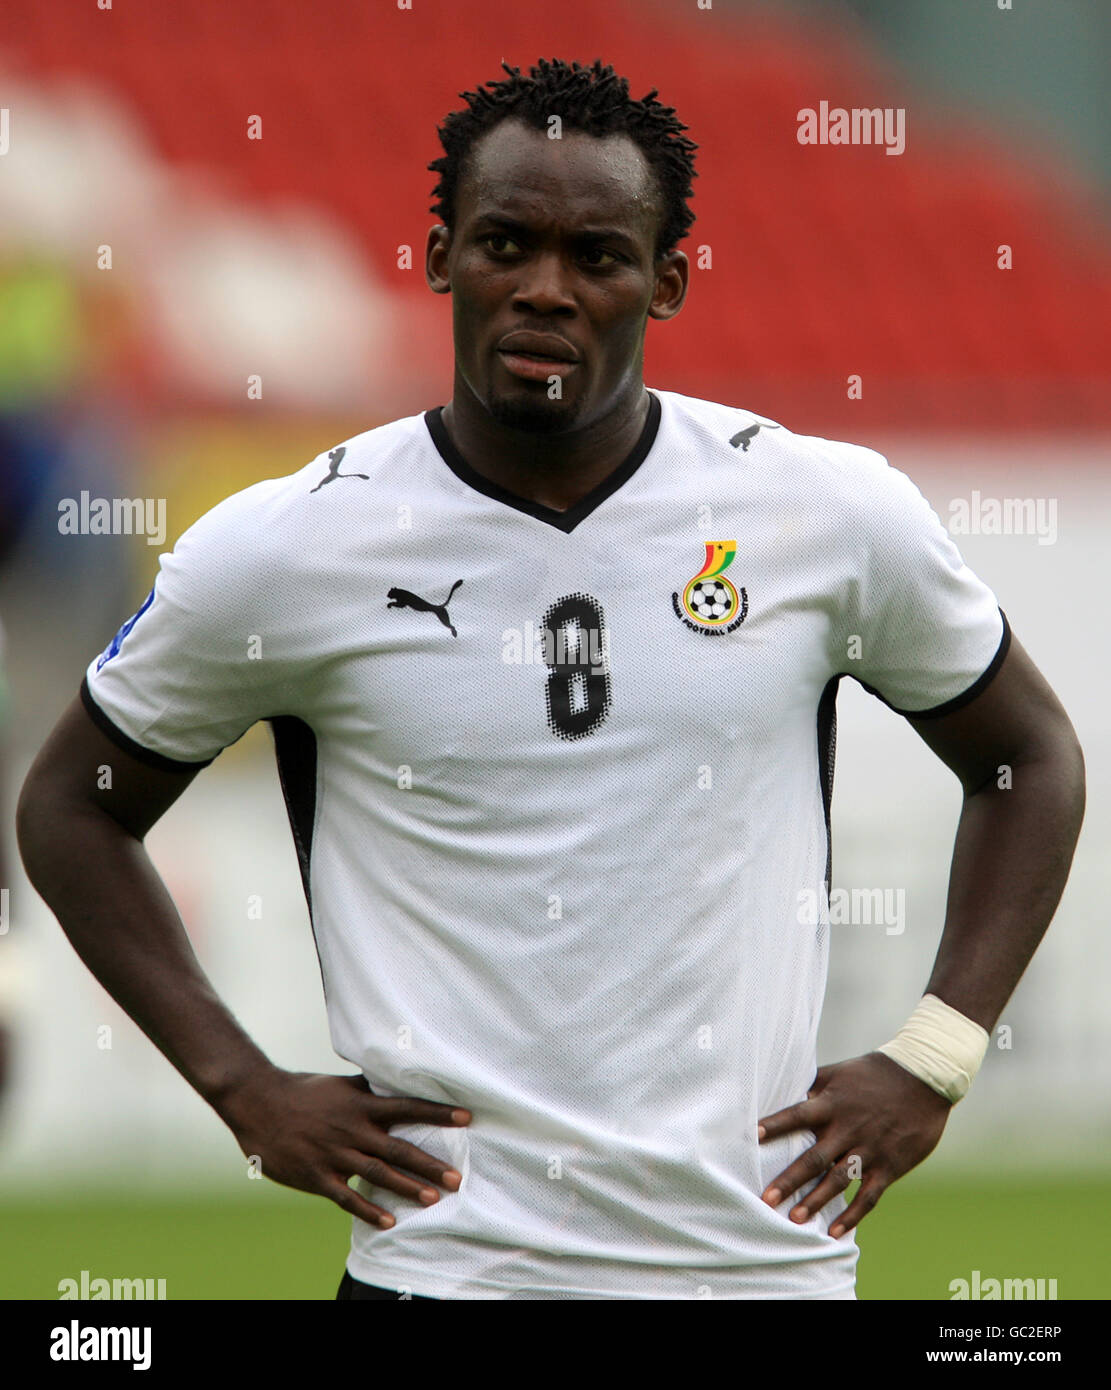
[{"left": 429, "top": 58, "right": 698, "bottom": 260}]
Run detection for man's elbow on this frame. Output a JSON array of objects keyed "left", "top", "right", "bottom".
[
  {"left": 15, "top": 760, "right": 81, "bottom": 892},
  {"left": 1060, "top": 723, "right": 1086, "bottom": 826},
  {"left": 1028, "top": 717, "right": 1085, "bottom": 836},
  {"left": 15, "top": 763, "right": 53, "bottom": 889}
]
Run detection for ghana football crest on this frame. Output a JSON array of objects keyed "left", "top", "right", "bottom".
[{"left": 672, "top": 540, "right": 748, "bottom": 635}]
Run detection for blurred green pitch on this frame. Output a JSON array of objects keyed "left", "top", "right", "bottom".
[{"left": 1, "top": 1171, "right": 1104, "bottom": 1300}]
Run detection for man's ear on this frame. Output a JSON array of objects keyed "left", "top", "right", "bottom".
[
  {"left": 426, "top": 225, "right": 452, "bottom": 294},
  {"left": 648, "top": 249, "right": 689, "bottom": 321}
]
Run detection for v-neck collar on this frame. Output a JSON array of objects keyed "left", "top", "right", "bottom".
[{"left": 423, "top": 389, "right": 662, "bottom": 534}]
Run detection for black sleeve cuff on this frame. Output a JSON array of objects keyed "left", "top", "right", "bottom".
[
  {"left": 80, "top": 675, "right": 217, "bottom": 773},
  {"left": 849, "top": 608, "right": 1012, "bottom": 720},
  {"left": 895, "top": 608, "right": 1012, "bottom": 720}
]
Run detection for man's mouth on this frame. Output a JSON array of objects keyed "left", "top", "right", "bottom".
[
  {"left": 497, "top": 349, "right": 579, "bottom": 382},
  {"left": 496, "top": 331, "right": 580, "bottom": 381}
]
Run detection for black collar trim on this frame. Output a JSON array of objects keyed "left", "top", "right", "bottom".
[{"left": 423, "top": 390, "right": 661, "bottom": 534}]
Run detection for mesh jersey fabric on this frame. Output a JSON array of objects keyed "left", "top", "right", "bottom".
[{"left": 82, "top": 389, "right": 1006, "bottom": 1298}]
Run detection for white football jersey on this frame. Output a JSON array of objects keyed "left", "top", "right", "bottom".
[{"left": 83, "top": 389, "right": 1007, "bottom": 1299}]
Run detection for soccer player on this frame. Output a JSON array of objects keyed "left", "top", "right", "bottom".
[{"left": 17, "top": 59, "right": 1084, "bottom": 1300}]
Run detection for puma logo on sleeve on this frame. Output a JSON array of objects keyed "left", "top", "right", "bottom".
[
  {"left": 729, "top": 422, "right": 781, "bottom": 452},
  {"left": 310, "top": 447, "right": 370, "bottom": 493}
]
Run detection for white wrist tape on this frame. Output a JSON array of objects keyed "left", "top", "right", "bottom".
[{"left": 876, "top": 994, "right": 990, "bottom": 1103}]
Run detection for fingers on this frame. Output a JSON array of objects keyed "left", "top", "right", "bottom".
[
  {"left": 329, "top": 1119, "right": 467, "bottom": 1227},
  {"left": 324, "top": 1150, "right": 448, "bottom": 1230},
  {"left": 763, "top": 1143, "right": 889, "bottom": 1236},
  {"left": 756, "top": 1053, "right": 947, "bottom": 1237},
  {"left": 368, "top": 1130, "right": 466, "bottom": 1188},
  {"left": 759, "top": 1137, "right": 833, "bottom": 1208},
  {"left": 326, "top": 1175, "right": 397, "bottom": 1229},
  {"left": 235, "top": 1074, "right": 473, "bottom": 1230},
  {"left": 757, "top": 1094, "right": 828, "bottom": 1142},
  {"left": 365, "top": 1093, "right": 472, "bottom": 1127},
  {"left": 345, "top": 1142, "right": 461, "bottom": 1207},
  {"left": 828, "top": 1178, "right": 885, "bottom": 1238},
  {"left": 343, "top": 1091, "right": 470, "bottom": 1223},
  {"left": 376, "top": 1133, "right": 464, "bottom": 1192},
  {"left": 784, "top": 1153, "right": 862, "bottom": 1224}
]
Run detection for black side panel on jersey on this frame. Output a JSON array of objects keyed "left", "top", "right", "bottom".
[
  {"left": 816, "top": 675, "right": 840, "bottom": 895},
  {"left": 269, "top": 715, "right": 326, "bottom": 998}
]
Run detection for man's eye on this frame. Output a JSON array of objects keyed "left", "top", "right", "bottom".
[
  {"left": 482, "top": 234, "right": 522, "bottom": 255},
  {"left": 581, "top": 247, "right": 617, "bottom": 267}
]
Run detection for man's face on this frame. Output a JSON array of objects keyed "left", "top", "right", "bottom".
[{"left": 426, "top": 117, "right": 687, "bottom": 434}]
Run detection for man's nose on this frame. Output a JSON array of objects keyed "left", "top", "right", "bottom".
[{"left": 511, "top": 252, "right": 576, "bottom": 313}]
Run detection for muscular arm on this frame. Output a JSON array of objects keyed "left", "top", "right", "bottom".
[
  {"left": 758, "top": 630, "right": 1085, "bottom": 1232},
  {"left": 15, "top": 696, "right": 273, "bottom": 1109},
  {"left": 909, "top": 632, "right": 1085, "bottom": 1032},
  {"left": 16, "top": 697, "right": 469, "bottom": 1225}
]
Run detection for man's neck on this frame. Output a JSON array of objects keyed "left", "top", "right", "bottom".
[{"left": 440, "top": 382, "right": 651, "bottom": 514}]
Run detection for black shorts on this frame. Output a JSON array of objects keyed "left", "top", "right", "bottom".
[{"left": 336, "top": 1268, "right": 440, "bottom": 1301}]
